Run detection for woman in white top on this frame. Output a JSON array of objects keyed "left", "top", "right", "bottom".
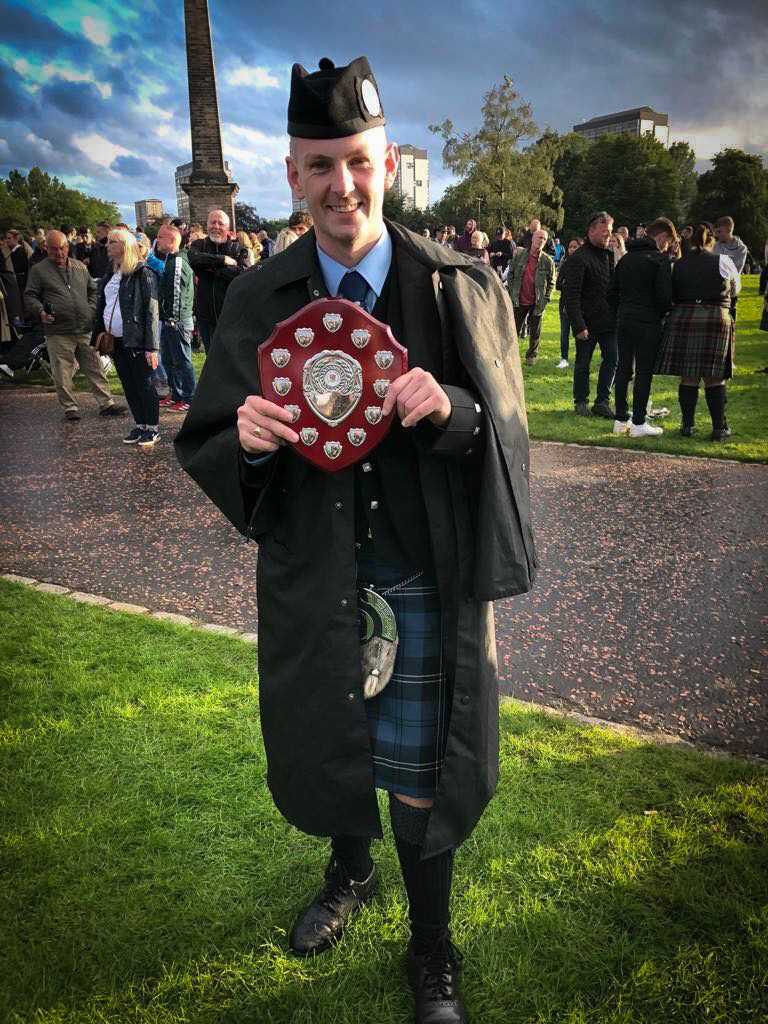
[{"left": 92, "top": 228, "right": 161, "bottom": 447}]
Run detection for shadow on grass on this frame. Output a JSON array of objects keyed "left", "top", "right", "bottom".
[{"left": 2, "top": 690, "right": 766, "bottom": 1024}]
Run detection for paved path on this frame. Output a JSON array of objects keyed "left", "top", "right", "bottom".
[{"left": 1, "top": 383, "right": 766, "bottom": 759}]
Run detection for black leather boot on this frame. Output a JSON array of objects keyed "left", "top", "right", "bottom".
[
  {"left": 407, "top": 934, "right": 467, "bottom": 1023},
  {"left": 288, "top": 855, "right": 378, "bottom": 957}
]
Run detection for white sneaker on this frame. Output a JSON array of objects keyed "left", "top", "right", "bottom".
[
  {"left": 613, "top": 419, "right": 630, "bottom": 435},
  {"left": 0, "top": 363, "right": 13, "bottom": 378},
  {"left": 629, "top": 421, "right": 663, "bottom": 437},
  {"left": 556, "top": 359, "right": 569, "bottom": 368}
]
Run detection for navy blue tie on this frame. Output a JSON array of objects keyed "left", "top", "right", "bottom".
[{"left": 338, "top": 270, "right": 371, "bottom": 310}]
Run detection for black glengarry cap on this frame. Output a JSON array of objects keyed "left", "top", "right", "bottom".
[{"left": 287, "top": 56, "right": 386, "bottom": 139}]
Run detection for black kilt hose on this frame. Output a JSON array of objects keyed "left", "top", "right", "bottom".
[
  {"left": 655, "top": 303, "right": 734, "bottom": 380},
  {"left": 357, "top": 552, "right": 449, "bottom": 799}
]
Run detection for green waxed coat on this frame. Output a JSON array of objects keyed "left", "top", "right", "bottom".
[{"left": 175, "top": 222, "right": 536, "bottom": 857}]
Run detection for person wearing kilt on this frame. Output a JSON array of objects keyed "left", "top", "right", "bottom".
[
  {"left": 654, "top": 222, "right": 741, "bottom": 440},
  {"left": 175, "top": 56, "right": 535, "bottom": 1024}
]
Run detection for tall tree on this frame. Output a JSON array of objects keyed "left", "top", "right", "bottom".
[
  {"left": 688, "top": 148, "right": 768, "bottom": 257},
  {"left": 560, "top": 133, "right": 682, "bottom": 237},
  {"left": 667, "top": 141, "right": 698, "bottom": 223},
  {"left": 429, "top": 77, "right": 548, "bottom": 232}
]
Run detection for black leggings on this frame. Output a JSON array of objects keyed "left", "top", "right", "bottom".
[{"left": 112, "top": 339, "right": 159, "bottom": 428}]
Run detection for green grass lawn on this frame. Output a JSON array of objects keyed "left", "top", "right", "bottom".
[
  {"left": 2, "top": 578, "right": 767, "bottom": 1024},
  {"left": 5, "top": 276, "right": 766, "bottom": 463}
]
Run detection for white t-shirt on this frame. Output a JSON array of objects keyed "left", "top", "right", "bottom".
[{"left": 103, "top": 272, "right": 124, "bottom": 337}]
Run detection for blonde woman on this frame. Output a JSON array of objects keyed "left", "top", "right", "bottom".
[
  {"left": 609, "top": 232, "right": 626, "bottom": 263},
  {"left": 235, "top": 230, "right": 254, "bottom": 267},
  {"left": 92, "top": 228, "right": 161, "bottom": 447}
]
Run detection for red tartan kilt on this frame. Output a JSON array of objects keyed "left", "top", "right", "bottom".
[{"left": 655, "top": 303, "right": 733, "bottom": 379}]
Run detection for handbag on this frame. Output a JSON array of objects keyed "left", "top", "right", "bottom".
[{"left": 94, "top": 290, "right": 119, "bottom": 355}]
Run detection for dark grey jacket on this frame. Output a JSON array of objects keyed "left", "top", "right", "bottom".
[
  {"left": 175, "top": 223, "right": 536, "bottom": 856},
  {"left": 92, "top": 264, "right": 159, "bottom": 351}
]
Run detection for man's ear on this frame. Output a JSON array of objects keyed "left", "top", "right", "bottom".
[
  {"left": 286, "top": 156, "right": 304, "bottom": 199},
  {"left": 383, "top": 142, "right": 399, "bottom": 191}
]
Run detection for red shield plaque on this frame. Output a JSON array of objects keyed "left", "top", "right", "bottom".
[{"left": 258, "top": 298, "right": 408, "bottom": 472}]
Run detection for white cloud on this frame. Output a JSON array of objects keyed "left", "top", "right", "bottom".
[
  {"left": 225, "top": 65, "right": 281, "bottom": 89},
  {"left": 14, "top": 58, "right": 30, "bottom": 76},
  {"left": 41, "top": 63, "right": 112, "bottom": 99},
  {"left": 23, "top": 132, "right": 55, "bottom": 161},
  {"left": 671, "top": 119, "right": 768, "bottom": 167},
  {"left": 223, "top": 123, "right": 289, "bottom": 169},
  {"left": 81, "top": 16, "right": 110, "bottom": 47},
  {"left": 77, "top": 134, "right": 132, "bottom": 170}
]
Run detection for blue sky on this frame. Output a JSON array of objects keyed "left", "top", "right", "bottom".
[{"left": 1, "top": 0, "right": 766, "bottom": 224}]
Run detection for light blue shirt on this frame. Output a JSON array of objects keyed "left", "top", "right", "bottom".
[{"left": 316, "top": 228, "right": 392, "bottom": 313}]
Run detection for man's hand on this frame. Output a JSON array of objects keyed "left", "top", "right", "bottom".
[
  {"left": 381, "top": 368, "right": 451, "bottom": 428},
  {"left": 576, "top": 329, "right": 589, "bottom": 340},
  {"left": 238, "top": 395, "right": 300, "bottom": 454},
  {"left": 40, "top": 311, "right": 55, "bottom": 326},
  {"left": 145, "top": 351, "right": 159, "bottom": 370},
  {"left": 223, "top": 255, "right": 238, "bottom": 267}
]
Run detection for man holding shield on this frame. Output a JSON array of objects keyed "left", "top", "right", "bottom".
[{"left": 176, "top": 56, "right": 535, "bottom": 1023}]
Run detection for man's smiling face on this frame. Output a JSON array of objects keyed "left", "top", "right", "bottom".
[{"left": 286, "top": 127, "right": 398, "bottom": 262}]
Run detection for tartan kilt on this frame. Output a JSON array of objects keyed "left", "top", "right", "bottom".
[
  {"left": 357, "top": 552, "right": 449, "bottom": 799},
  {"left": 655, "top": 303, "right": 733, "bottom": 379}
]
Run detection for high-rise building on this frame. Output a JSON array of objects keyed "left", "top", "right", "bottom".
[
  {"left": 134, "top": 199, "right": 164, "bottom": 227},
  {"left": 573, "top": 107, "right": 669, "bottom": 147},
  {"left": 176, "top": 161, "right": 232, "bottom": 221},
  {"left": 393, "top": 145, "right": 429, "bottom": 211}
]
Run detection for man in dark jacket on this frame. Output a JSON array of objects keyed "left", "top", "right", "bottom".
[
  {"left": 175, "top": 55, "right": 535, "bottom": 1024},
  {"left": 156, "top": 224, "right": 196, "bottom": 411},
  {"left": 607, "top": 217, "right": 676, "bottom": 436},
  {"left": 86, "top": 222, "right": 112, "bottom": 279},
  {"left": 562, "top": 211, "right": 617, "bottom": 417},
  {"left": 187, "top": 210, "right": 249, "bottom": 353}
]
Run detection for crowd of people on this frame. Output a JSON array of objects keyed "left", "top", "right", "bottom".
[
  {"left": 0, "top": 211, "right": 304, "bottom": 446},
  {"left": 1, "top": 203, "right": 764, "bottom": 447},
  {"left": 424, "top": 210, "right": 760, "bottom": 441}
]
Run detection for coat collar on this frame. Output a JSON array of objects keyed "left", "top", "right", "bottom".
[{"left": 265, "top": 219, "right": 473, "bottom": 293}]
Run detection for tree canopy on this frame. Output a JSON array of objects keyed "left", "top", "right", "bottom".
[
  {"left": 430, "top": 77, "right": 552, "bottom": 232},
  {"left": 688, "top": 148, "right": 768, "bottom": 257},
  {"left": 0, "top": 168, "right": 120, "bottom": 234}
]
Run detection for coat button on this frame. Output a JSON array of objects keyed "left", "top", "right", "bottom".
[
  {"left": 340, "top": 598, "right": 348, "bottom": 608},
  {"left": 347, "top": 692, "right": 356, "bottom": 701},
  {"left": 313, "top": 289, "right": 320, "bottom": 297},
  {"left": 474, "top": 402, "right": 481, "bottom": 414},
  {"left": 460, "top": 694, "right": 471, "bottom": 705},
  {"left": 494, "top": 358, "right": 501, "bottom": 367},
  {"left": 466, "top": 448, "right": 474, "bottom": 455},
  {"left": 521, "top": 462, "right": 526, "bottom": 472},
  {"left": 370, "top": 500, "right": 379, "bottom": 510},
  {"left": 362, "top": 462, "right": 373, "bottom": 472},
  {"left": 334, "top": 501, "right": 343, "bottom": 510}
]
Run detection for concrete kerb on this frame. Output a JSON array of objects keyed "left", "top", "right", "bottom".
[{"left": 2, "top": 570, "right": 764, "bottom": 765}]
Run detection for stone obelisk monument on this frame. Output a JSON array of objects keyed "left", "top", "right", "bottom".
[{"left": 182, "top": 0, "right": 238, "bottom": 226}]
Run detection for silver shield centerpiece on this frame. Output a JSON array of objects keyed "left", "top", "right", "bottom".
[
  {"left": 273, "top": 377, "right": 292, "bottom": 396},
  {"left": 295, "top": 327, "right": 314, "bottom": 347},
  {"left": 365, "top": 406, "right": 383, "bottom": 425},
  {"left": 348, "top": 427, "right": 366, "bottom": 446},
  {"left": 324, "top": 441, "right": 342, "bottom": 460},
  {"left": 300, "top": 426, "right": 318, "bottom": 446},
  {"left": 374, "top": 350, "right": 394, "bottom": 370},
  {"left": 323, "top": 313, "right": 343, "bottom": 333},
  {"left": 351, "top": 328, "right": 371, "bottom": 349},
  {"left": 271, "top": 348, "right": 290, "bottom": 368},
  {"left": 303, "top": 349, "right": 363, "bottom": 427}
]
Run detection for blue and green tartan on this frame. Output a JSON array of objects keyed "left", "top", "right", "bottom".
[
  {"left": 357, "top": 553, "right": 449, "bottom": 799},
  {"left": 655, "top": 303, "right": 734, "bottom": 379}
]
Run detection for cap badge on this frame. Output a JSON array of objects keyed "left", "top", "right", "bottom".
[{"left": 361, "top": 78, "right": 381, "bottom": 117}]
